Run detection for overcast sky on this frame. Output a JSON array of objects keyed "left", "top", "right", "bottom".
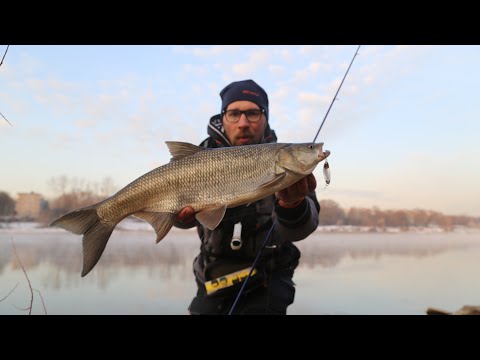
[{"left": 1, "top": 45, "right": 479, "bottom": 216}]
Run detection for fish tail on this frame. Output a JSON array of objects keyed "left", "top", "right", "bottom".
[{"left": 51, "top": 206, "right": 117, "bottom": 277}]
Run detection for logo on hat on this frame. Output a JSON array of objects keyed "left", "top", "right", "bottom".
[{"left": 242, "top": 90, "right": 260, "bottom": 97}]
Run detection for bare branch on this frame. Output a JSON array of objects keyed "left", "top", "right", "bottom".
[
  {"left": 0, "top": 45, "right": 9, "bottom": 68},
  {"left": 0, "top": 46, "right": 13, "bottom": 127},
  {"left": 0, "top": 282, "right": 19, "bottom": 302},
  {"left": 11, "top": 239, "right": 34, "bottom": 315},
  {"left": 34, "top": 289, "right": 48, "bottom": 315}
]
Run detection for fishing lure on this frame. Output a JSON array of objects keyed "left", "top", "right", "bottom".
[{"left": 323, "top": 161, "right": 331, "bottom": 188}]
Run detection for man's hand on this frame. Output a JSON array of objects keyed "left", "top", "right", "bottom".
[
  {"left": 177, "top": 206, "right": 196, "bottom": 224},
  {"left": 276, "top": 173, "right": 317, "bottom": 208}
]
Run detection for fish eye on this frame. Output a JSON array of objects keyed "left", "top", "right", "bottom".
[{"left": 308, "top": 145, "right": 314, "bottom": 150}]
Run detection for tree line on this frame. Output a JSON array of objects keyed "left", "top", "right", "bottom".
[{"left": 318, "top": 199, "right": 480, "bottom": 231}]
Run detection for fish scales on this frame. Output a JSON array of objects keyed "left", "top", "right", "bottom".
[
  {"left": 51, "top": 141, "right": 329, "bottom": 276},
  {"left": 98, "top": 143, "right": 284, "bottom": 223}
]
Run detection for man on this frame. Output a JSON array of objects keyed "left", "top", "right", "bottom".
[{"left": 175, "top": 79, "right": 320, "bottom": 315}]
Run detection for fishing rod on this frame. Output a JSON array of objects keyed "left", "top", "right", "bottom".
[
  {"left": 228, "top": 45, "right": 362, "bottom": 315},
  {"left": 317, "top": 44, "right": 361, "bottom": 188},
  {"left": 312, "top": 45, "right": 361, "bottom": 143}
]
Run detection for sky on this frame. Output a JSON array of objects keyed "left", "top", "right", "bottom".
[{"left": 1, "top": 45, "right": 479, "bottom": 216}]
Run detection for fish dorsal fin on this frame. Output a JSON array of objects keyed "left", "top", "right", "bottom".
[
  {"left": 196, "top": 204, "right": 227, "bottom": 230},
  {"left": 257, "top": 172, "right": 286, "bottom": 191},
  {"left": 165, "top": 141, "right": 204, "bottom": 161},
  {"left": 133, "top": 211, "right": 176, "bottom": 243}
]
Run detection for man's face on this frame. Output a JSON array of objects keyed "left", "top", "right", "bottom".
[{"left": 222, "top": 101, "right": 267, "bottom": 146}]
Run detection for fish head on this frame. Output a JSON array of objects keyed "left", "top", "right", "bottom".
[{"left": 276, "top": 143, "right": 330, "bottom": 175}]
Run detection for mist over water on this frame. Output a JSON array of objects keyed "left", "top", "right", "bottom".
[{"left": 1, "top": 225, "right": 479, "bottom": 315}]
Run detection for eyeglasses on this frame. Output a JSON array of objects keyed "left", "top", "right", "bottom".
[{"left": 222, "top": 108, "right": 265, "bottom": 123}]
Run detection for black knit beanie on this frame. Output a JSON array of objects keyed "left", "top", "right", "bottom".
[{"left": 220, "top": 79, "right": 269, "bottom": 120}]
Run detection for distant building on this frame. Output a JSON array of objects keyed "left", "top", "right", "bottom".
[{"left": 15, "top": 192, "right": 44, "bottom": 219}]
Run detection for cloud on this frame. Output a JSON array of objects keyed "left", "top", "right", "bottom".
[
  {"left": 299, "top": 45, "right": 317, "bottom": 55},
  {"left": 271, "top": 84, "right": 289, "bottom": 101},
  {"left": 75, "top": 119, "right": 97, "bottom": 128},
  {"left": 26, "top": 127, "right": 46, "bottom": 137},
  {"left": 50, "top": 133, "right": 82, "bottom": 149},
  {"left": 13, "top": 52, "right": 43, "bottom": 78},
  {"left": 250, "top": 49, "right": 270, "bottom": 62},
  {"left": 293, "top": 62, "right": 333, "bottom": 83},
  {"left": 309, "top": 62, "right": 332, "bottom": 73},
  {"left": 277, "top": 48, "right": 292, "bottom": 61},
  {"left": 6, "top": 45, "right": 479, "bottom": 217},
  {"left": 47, "top": 77, "right": 81, "bottom": 92},
  {"left": 172, "top": 45, "right": 241, "bottom": 58},
  {"left": 197, "top": 101, "right": 217, "bottom": 117},
  {"left": 182, "top": 64, "right": 209, "bottom": 77},
  {"left": 297, "top": 45, "right": 338, "bottom": 58},
  {"left": 231, "top": 49, "right": 272, "bottom": 76},
  {"left": 268, "top": 64, "right": 285, "bottom": 76},
  {"left": 0, "top": 91, "right": 28, "bottom": 116},
  {"left": 25, "top": 78, "right": 44, "bottom": 92},
  {"left": 232, "top": 63, "right": 253, "bottom": 77},
  {"left": 298, "top": 92, "right": 331, "bottom": 106},
  {"left": 298, "top": 108, "right": 319, "bottom": 127}
]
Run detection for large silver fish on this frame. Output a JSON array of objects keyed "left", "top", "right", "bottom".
[{"left": 51, "top": 141, "right": 330, "bottom": 276}]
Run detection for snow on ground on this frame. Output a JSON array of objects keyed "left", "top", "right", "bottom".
[
  {"left": 316, "top": 225, "right": 480, "bottom": 233},
  {"left": 1, "top": 219, "right": 478, "bottom": 234},
  {"left": 0, "top": 221, "right": 53, "bottom": 232},
  {"left": 0, "top": 218, "right": 196, "bottom": 233}
]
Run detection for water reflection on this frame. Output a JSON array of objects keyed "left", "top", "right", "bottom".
[
  {"left": 1, "top": 227, "right": 479, "bottom": 314},
  {"left": 295, "top": 232, "right": 480, "bottom": 268},
  {"left": 0, "top": 229, "right": 200, "bottom": 289}
]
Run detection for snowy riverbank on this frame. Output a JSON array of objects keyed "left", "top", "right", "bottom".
[{"left": 1, "top": 220, "right": 478, "bottom": 234}]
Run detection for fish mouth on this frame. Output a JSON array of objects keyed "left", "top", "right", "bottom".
[
  {"left": 316, "top": 145, "right": 330, "bottom": 160},
  {"left": 314, "top": 143, "right": 330, "bottom": 160}
]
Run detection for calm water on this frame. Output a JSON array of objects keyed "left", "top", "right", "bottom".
[{"left": 1, "top": 225, "right": 479, "bottom": 315}]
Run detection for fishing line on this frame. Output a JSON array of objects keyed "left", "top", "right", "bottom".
[
  {"left": 228, "top": 46, "right": 362, "bottom": 315},
  {"left": 312, "top": 45, "right": 361, "bottom": 143}
]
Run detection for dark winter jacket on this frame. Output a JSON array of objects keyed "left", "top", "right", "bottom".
[{"left": 174, "top": 114, "right": 320, "bottom": 285}]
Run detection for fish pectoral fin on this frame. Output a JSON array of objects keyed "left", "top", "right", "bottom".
[
  {"left": 257, "top": 172, "right": 286, "bottom": 191},
  {"left": 133, "top": 211, "right": 176, "bottom": 243},
  {"left": 195, "top": 205, "right": 227, "bottom": 230},
  {"left": 275, "top": 164, "right": 286, "bottom": 175},
  {"left": 165, "top": 141, "right": 205, "bottom": 161}
]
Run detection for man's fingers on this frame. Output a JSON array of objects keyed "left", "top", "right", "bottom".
[{"left": 177, "top": 206, "right": 196, "bottom": 222}]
